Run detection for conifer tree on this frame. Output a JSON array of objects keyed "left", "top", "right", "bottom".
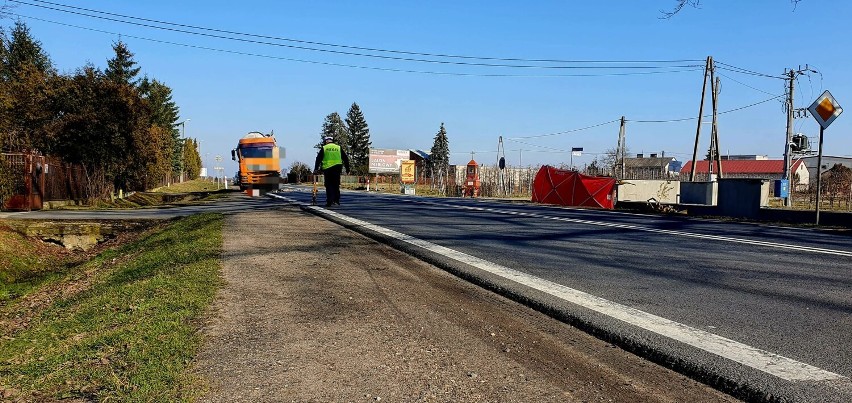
[
  {"left": 183, "top": 138, "right": 202, "bottom": 179},
  {"left": 139, "top": 76, "right": 181, "bottom": 175},
  {"left": 105, "top": 40, "right": 141, "bottom": 86},
  {"left": 319, "top": 112, "right": 349, "bottom": 153},
  {"left": 0, "top": 20, "right": 57, "bottom": 153},
  {"left": 345, "top": 102, "right": 371, "bottom": 175},
  {"left": 0, "top": 20, "right": 54, "bottom": 80},
  {"left": 429, "top": 123, "right": 450, "bottom": 192}
]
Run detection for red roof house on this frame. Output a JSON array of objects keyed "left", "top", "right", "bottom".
[{"left": 680, "top": 159, "right": 809, "bottom": 186}]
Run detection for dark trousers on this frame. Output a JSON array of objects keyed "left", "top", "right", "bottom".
[{"left": 323, "top": 164, "right": 343, "bottom": 205}]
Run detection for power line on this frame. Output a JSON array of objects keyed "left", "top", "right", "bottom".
[
  {"left": 504, "top": 139, "right": 569, "bottom": 152},
  {"left": 13, "top": 0, "right": 705, "bottom": 66},
  {"left": 506, "top": 119, "right": 620, "bottom": 140},
  {"left": 496, "top": 93, "right": 783, "bottom": 142},
  {"left": 717, "top": 72, "right": 780, "bottom": 97},
  {"left": 14, "top": 14, "right": 704, "bottom": 78},
  {"left": 715, "top": 61, "right": 784, "bottom": 79},
  {"left": 630, "top": 95, "right": 783, "bottom": 123},
  {"left": 11, "top": 0, "right": 703, "bottom": 71}
]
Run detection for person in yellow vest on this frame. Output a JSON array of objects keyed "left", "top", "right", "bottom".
[{"left": 314, "top": 136, "right": 351, "bottom": 207}]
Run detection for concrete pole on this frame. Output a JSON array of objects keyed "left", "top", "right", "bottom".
[
  {"left": 712, "top": 76, "right": 723, "bottom": 179},
  {"left": 690, "top": 56, "right": 712, "bottom": 182},
  {"left": 619, "top": 116, "right": 626, "bottom": 179},
  {"left": 783, "top": 69, "right": 795, "bottom": 207}
]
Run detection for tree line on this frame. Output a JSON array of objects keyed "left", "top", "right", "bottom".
[
  {"left": 0, "top": 20, "right": 197, "bottom": 201},
  {"left": 294, "top": 103, "right": 450, "bottom": 190}
]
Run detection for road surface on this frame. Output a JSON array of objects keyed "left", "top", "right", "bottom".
[{"left": 271, "top": 186, "right": 852, "bottom": 402}]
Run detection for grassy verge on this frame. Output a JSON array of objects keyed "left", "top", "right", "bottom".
[
  {"left": 0, "top": 225, "right": 86, "bottom": 302},
  {"left": 150, "top": 179, "right": 230, "bottom": 194},
  {"left": 52, "top": 180, "right": 235, "bottom": 210},
  {"left": 0, "top": 213, "right": 222, "bottom": 401}
]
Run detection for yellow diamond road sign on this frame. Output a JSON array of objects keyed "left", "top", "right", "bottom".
[{"left": 807, "top": 90, "right": 843, "bottom": 129}]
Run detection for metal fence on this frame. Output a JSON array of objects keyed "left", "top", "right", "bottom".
[{"left": 1, "top": 153, "right": 93, "bottom": 210}]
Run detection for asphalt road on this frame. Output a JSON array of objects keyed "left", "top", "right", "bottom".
[
  {"left": 5, "top": 189, "right": 850, "bottom": 401},
  {"left": 273, "top": 186, "right": 852, "bottom": 403}
]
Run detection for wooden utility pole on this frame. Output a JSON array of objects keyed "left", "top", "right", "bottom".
[{"left": 690, "top": 56, "right": 712, "bottom": 182}]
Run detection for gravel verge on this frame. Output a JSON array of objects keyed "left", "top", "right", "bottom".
[{"left": 194, "top": 206, "right": 739, "bottom": 402}]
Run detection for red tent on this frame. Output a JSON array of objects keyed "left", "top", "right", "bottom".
[{"left": 531, "top": 166, "right": 616, "bottom": 209}]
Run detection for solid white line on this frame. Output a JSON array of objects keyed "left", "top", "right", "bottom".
[{"left": 268, "top": 193, "right": 846, "bottom": 382}]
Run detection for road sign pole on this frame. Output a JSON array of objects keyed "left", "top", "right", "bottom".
[
  {"left": 806, "top": 90, "right": 843, "bottom": 226},
  {"left": 815, "top": 125, "right": 825, "bottom": 225}
]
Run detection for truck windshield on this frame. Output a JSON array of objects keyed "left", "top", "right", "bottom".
[{"left": 240, "top": 144, "right": 274, "bottom": 158}]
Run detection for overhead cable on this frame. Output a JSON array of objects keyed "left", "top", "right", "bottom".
[
  {"left": 13, "top": 0, "right": 704, "bottom": 66},
  {"left": 503, "top": 139, "right": 569, "bottom": 152},
  {"left": 11, "top": 0, "right": 703, "bottom": 71},
  {"left": 717, "top": 72, "right": 780, "bottom": 96},
  {"left": 715, "top": 61, "right": 784, "bottom": 79},
  {"left": 506, "top": 119, "right": 620, "bottom": 140},
  {"left": 14, "top": 14, "right": 704, "bottom": 78},
  {"left": 630, "top": 95, "right": 784, "bottom": 123}
]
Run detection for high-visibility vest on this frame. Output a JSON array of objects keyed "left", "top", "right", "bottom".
[{"left": 322, "top": 143, "right": 343, "bottom": 169}]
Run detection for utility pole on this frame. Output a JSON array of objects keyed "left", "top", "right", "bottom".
[
  {"left": 711, "top": 76, "right": 723, "bottom": 179},
  {"left": 497, "top": 136, "right": 506, "bottom": 196},
  {"left": 784, "top": 66, "right": 819, "bottom": 206},
  {"left": 707, "top": 62, "right": 717, "bottom": 178},
  {"left": 618, "top": 116, "right": 626, "bottom": 179},
  {"left": 783, "top": 68, "right": 796, "bottom": 207},
  {"left": 690, "top": 56, "right": 712, "bottom": 182}
]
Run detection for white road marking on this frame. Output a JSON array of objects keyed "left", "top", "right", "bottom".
[
  {"left": 268, "top": 192, "right": 847, "bottom": 382},
  {"left": 361, "top": 193, "right": 852, "bottom": 257}
]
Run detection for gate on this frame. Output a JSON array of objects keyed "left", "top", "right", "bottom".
[{"left": 2, "top": 153, "right": 45, "bottom": 211}]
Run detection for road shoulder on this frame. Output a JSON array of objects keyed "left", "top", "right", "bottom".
[{"left": 194, "top": 206, "right": 737, "bottom": 402}]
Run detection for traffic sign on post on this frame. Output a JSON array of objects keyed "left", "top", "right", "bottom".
[
  {"left": 807, "top": 90, "right": 843, "bottom": 129},
  {"left": 808, "top": 90, "right": 843, "bottom": 225}
]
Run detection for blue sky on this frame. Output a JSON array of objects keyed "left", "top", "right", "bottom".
[{"left": 4, "top": 0, "right": 851, "bottom": 174}]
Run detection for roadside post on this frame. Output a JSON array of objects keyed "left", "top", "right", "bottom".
[
  {"left": 214, "top": 155, "right": 223, "bottom": 189},
  {"left": 806, "top": 90, "right": 843, "bottom": 225}
]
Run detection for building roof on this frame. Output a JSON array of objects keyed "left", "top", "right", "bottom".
[
  {"left": 681, "top": 159, "right": 804, "bottom": 174},
  {"left": 623, "top": 157, "right": 676, "bottom": 169},
  {"left": 409, "top": 149, "right": 430, "bottom": 160}
]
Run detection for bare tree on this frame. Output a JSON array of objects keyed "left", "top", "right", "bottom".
[
  {"left": 661, "top": 0, "right": 803, "bottom": 18},
  {"left": 601, "top": 147, "right": 629, "bottom": 177},
  {"left": 661, "top": 0, "right": 701, "bottom": 19}
]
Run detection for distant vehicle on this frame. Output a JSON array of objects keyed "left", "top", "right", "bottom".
[
  {"left": 232, "top": 171, "right": 241, "bottom": 188},
  {"left": 231, "top": 131, "right": 282, "bottom": 192}
]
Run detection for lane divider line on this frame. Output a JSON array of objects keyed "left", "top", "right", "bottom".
[{"left": 269, "top": 192, "right": 846, "bottom": 382}]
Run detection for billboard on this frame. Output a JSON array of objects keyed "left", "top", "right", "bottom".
[
  {"left": 400, "top": 160, "right": 415, "bottom": 183},
  {"left": 369, "top": 148, "right": 409, "bottom": 174}
]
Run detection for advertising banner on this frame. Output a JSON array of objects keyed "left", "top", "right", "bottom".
[
  {"left": 369, "top": 149, "right": 409, "bottom": 174},
  {"left": 400, "top": 159, "right": 415, "bottom": 183}
]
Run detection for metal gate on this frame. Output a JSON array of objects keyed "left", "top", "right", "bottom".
[{"left": 2, "top": 153, "right": 45, "bottom": 211}]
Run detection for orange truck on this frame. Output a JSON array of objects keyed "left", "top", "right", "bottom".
[{"left": 231, "top": 131, "right": 282, "bottom": 192}]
